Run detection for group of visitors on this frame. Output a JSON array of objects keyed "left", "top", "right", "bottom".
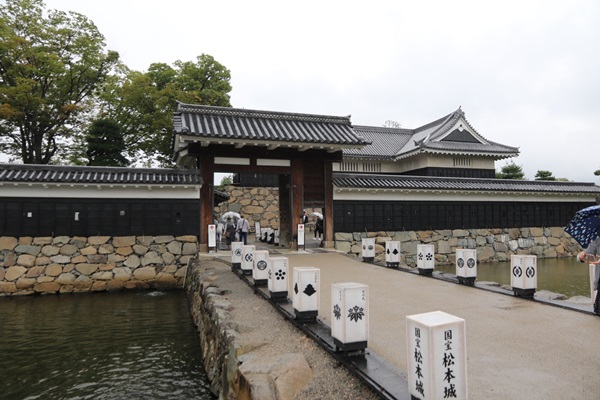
[
  {"left": 219, "top": 214, "right": 250, "bottom": 246},
  {"left": 302, "top": 210, "right": 323, "bottom": 240}
]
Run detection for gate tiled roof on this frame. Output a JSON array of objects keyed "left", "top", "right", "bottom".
[
  {"left": 173, "top": 102, "right": 369, "bottom": 147},
  {"left": 0, "top": 164, "right": 202, "bottom": 186}
]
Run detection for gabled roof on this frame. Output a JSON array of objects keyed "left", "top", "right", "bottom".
[
  {"left": 333, "top": 173, "right": 600, "bottom": 195},
  {"left": 344, "top": 108, "right": 519, "bottom": 160},
  {"left": 173, "top": 102, "right": 370, "bottom": 155},
  {"left": 0, "top": 164, "right": 202, "bottom": 186}
]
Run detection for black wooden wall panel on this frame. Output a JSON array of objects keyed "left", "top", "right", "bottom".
[
  {"left": 333, "top": 200, "right": 592, "bottom": 232},
  {"left": 0, "top": 198, "right": 200, "bottom": 237}
]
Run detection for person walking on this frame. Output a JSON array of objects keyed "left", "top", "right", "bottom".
[
  {"left": 236, "top": 214, "right": 250, "bottom": 245},
  {"left": 577, "top": 236, "right": 600, "bottom": 314},
  {"left": 314, "top": 216, "right": 323, "bottom": 240},
  {"left": 225, "top": 217, "right": 236, "bottom": 247}
]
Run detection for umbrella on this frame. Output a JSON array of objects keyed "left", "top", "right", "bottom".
[
  {"left": 310, "top": 212, "right": 323, "bottom": 219},
  {"left": 564, "top": 205, "right": 600, "bottom": 249},
  {"left": 220, "top": 211, "right": 240, "bottom": 222}
]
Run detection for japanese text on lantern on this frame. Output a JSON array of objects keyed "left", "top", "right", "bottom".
[
  {"left": 442, "top": 329, "right": 457, "bottom": 398},
  {"left": 413, "top": 327, "right": 425, "bottom": 397}
]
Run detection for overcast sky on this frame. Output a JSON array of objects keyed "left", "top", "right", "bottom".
[{"left": 36, "top": 1, "right": 600, "bottom": 182}]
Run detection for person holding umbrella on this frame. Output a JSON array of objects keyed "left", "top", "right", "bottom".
[
  {"left": 577, "top": 237, "right": 600, "bottom": 315},
  {"left": 567, "top": 204, "right": 600, "bottom": 315}
]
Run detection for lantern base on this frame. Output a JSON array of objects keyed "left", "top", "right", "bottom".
[
  {"left": 512, "top": 287, "right": 536, "bottom": 299},
  {"left": 253, "top": 279, "right": 267, "bottom": 287},
  {"left": 418, "top": 268, "right": 433, "bottom": 276},
  {"left": 232, "top": 263, "right": 241, "bottom": 270},
  {"left": 386, "top": 262, "right": 399, "bottom": 268},
  {"left": 333, "top": 338, "right": 367, "bottom": 353},
  {"left": 269, "top": 291, "right": 288, "bottom": 301},
  {"left": 458, "top": 276, "right": 476, "bottom": 286},
  {"left": 241, "top": 269, "right": 252, "bottom": 275},
  {"left": 294, "top": 309, "right": 317, "bottom": 321},
  {"left": 362, "top": 257, "right": 374, "bottom": 263}
]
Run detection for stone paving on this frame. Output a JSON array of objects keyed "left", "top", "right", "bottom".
[{"left": 212, "top": 241, "right": 600, "bottom": 400}]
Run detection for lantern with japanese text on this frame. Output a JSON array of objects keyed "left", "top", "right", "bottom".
[
  {"left": 268, "top": 256, "right": 288, "bottom": 301},
  {"left": 510, "top": 255, "right": 537, "bottom": 298},
  {"left": 385, "top": 241, "right": 400, "bottom": 268},
  {"left": 362, "top": 238, "right": 375, "bottom": 263},
  {"left": 253, "top": 250, "right": 270, "bottom": 286},
  {"left": 417, "top": 244, "right": 435, "bottom": 276},
  {"left": 231, "top": 241, "right": 243, "bottom": 270},
  {"left": 292, "top": 267, "right": 319, "bottom": 321},
  {"left": 241, "top": 245, "right": 255, "bottom": 275},
  {"left": 455, "top": 249, "right": 477, "bottom": 286},
  {"left": 406, "top": 311, "right": 467, "bottom": 400},
  {"left": 331, "top": 282, "right": 369, "bottom": 352}
]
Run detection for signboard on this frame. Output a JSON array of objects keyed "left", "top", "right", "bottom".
[
  {"left": 297, "top": 224, "right": 305, "bottom": 246},
  {"left": 208, "top": 224, "right": 216, "bottom": 248}
]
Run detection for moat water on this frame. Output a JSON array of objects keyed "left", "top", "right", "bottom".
[
  {"left": 435, "top": 257, "right": 593, "bottom": 298},
  {"left": 0, "top": 290, "right": 214, "bottom": 400}
]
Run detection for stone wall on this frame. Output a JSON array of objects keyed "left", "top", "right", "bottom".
[
  {"left": 0, "top": 235, "right": 198, "bottom": 296},
  {"left": 335, "top": 227, "right": 581, "bottom": 266},
  {"left": 215, "top": 185, "right": 280, "bottom": 230},
  {"left": 186, "top": 260, "right": 239, "bottom": 398}
]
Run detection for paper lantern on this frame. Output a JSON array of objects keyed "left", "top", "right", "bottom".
[
  {"left": 331, "top": 282, "right": 369, "bottom": 352},
  {"left": 385, "top": 241, "right": 400, "bottom": 268},
  {"left": 417, "top": 244, "right": 435, "bottom": 276},
  {"left": 253, "top": 250, "right": 270, "bottom": 286},
  {"left": 455, "top": 249, "right": 477, "bottom": 286},
  {"left": 241, "top": 245, "right": 255, "bottom": 275},
  {"left": 268, "top": 256, "right": 288, "bottom": 301},
  {"left": 292, "top": 267, "right": 319, "bottom": 320},
  {"left": 362, "top": 238, "right": 375, "bottom": 263},
  {"left": 406, "top": 311, "right": 467, "bottom": 400},
  {"left": 231, "top": 241, "right": 243, "bottom": 270},
  {"left": 510, "top": 255, "right": 537, "bottom": 298}
]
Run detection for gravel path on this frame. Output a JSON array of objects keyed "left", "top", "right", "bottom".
[{"left": 203, "top": 258, "right": 378, "bottom": 400}]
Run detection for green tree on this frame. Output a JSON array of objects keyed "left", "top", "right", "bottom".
[
  {"left": 0, "top": 0, "right": 119, "bottom": 164},
  {"left": 218, "top": 174, "right": 233, "bottom": 187},
  {"left": 534, "top": 170, "right": 556, "bottom": 181},
  {"left": 99, "top": 54, "right": 232, "bottom": 167},
  {"left": 496, "top": 161, "right": 525, "bottom": 180},
  {"left": 85, "top": 118, "right": 128, "bottom": 166},
  {"left": 595, "top": 170, "right": 600, "bottom": 176}
]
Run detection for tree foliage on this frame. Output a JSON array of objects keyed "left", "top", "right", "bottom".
[
  {"left": 0, "top": 0, "right": 119, "bottom": 164},
  {"left": 534, "top": 170, "right": 556, "bottom": 181},
  {"left": 99, "top": 55, "right": 232, "bottom": 167},
  {"left": 218, "top": 174, "right": 233, "bottom": 188},
  {"left": 496, "top": 161, "right": 525, "bottom": 180},
  {"left": 85, "top": 118, "right": 128, "bottom": 167}
]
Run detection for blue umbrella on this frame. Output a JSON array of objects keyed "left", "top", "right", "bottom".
[{"left": 564, "top": 205, "right": 600, "bottom": 249}]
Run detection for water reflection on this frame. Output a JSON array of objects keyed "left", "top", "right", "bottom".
[
  {"left": 436, "top": 257, "right": 592, "bottom": 298},
  {"left": 0, "top": 291, "right": 214, "bottom": 400}
]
